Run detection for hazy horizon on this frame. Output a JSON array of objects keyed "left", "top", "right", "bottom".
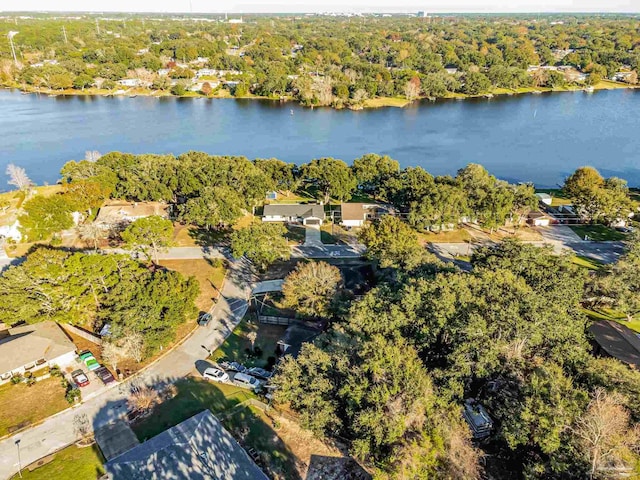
[{"left": 1, "top": 0, "right": 639, "bottom": 14}]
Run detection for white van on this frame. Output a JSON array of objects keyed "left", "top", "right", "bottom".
[{"left": 233, "top": 372, "right": 262, "bottom": 391}]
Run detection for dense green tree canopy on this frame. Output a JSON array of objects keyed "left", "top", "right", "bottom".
[
  {"left": 0, "top": 246, "right": 197, "bottom": 357},
  {"left": 230, "top": 222, "right": 290, "bottom": 271},
  {"left": 282, "top": 261, "right": 342, "bottom": 318},
  {"left": 300, "top": 157, "right": 357, "bottom": 204},
  {"left": 121, "top": 216, "right": 174, "bottom": 264},
  {"left": 19, "top": 194, "right": 75, "bottom": 241}
]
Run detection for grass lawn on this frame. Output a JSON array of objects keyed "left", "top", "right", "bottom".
[
  {"left": 14, "top": 445, "right": 105, "bottom": 480},
  {"left": 535, "top": 188, "right": 572, "bottom": 207},
  {"left": 224, "top": 405, "right": 300, "bottom": 479},
  {"left": 348, "top": 192, "right": 378, "bottom": 203},
  {"left": 583, "top": 307, "right": 640, "bottom": 333},
  {"left": 233, "top": 214, "right": 258, "bottom": 230},
  {"left": 210, "top": 319, "right": 285, "bottom": 368},
  {"left": 320, "top": 224, "right": 338, "bottom": 244},
  {"left": 0, "top": 377, "right": 69, "bottom": 436},
  {"left": 158, "top": 258, "right": 226, "bottom": 312},
  {"left": 364, "top": 97, "right": 409, "bottom": 108},
  {"left": 269, "top": 191, "right": 316, "bottom": 204},
  {"left": 417, "top": 228, "right": 472, "bottom": 244},
  {"left": 132, "top": 379, "right": 255, "bottom": 441},
  {"left": 285, "top": 224, "right": 306, "bottom": 245},
  {"left": 569, "top": 224, "right": 627, "bottom": 242},
  {"left": 572, "top": 255, "right": 604, "bottom": 271}
]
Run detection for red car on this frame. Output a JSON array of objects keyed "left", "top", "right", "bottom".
[{"left": 71, "top": 369, "right": 90, "bottom": 387}]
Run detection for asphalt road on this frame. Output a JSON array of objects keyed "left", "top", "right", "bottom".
[
  {"left": 428, "top": 239, "right": 625, "bottom": 265},
  {"left": 0, "top": 257, "right": 255, "bottom": 480}
]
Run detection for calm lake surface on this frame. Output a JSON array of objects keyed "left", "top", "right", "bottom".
[{"left": 1, "top": 88, "right": 639, "bottom": 188}]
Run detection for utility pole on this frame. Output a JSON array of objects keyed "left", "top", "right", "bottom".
[
  {"left": 7, "top": 31, "right": 18, "bottom": 67},
  {"left": 62, "top": 25, "right": 68, "bottom": 44},
  {"left": 15, "top": 440, "right": 22, "bottom": 479}
]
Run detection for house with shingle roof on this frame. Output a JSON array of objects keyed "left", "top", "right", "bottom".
[
  {"left": 262, "top": 204, "right": 325, "bottom": 226},
  {"left": 0, "top": 321, "right": 76, "bottom": 384},
  {"left": 105, "top": 410, "right": 269, "bottom": 480}
]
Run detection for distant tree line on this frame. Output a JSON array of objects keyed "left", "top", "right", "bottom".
[
  {"left": 1, "top": 15, "right": 639, "bottom": 105},
  {"left": 58, "top": 151, "right": 538, "bottom": 234}
]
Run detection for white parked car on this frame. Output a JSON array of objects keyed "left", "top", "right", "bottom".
[
  {"left": 203, "top": 367, "right": 229, "bottom": 383},
  {"left": 233, "top": 372, "right": 262, "bottom": 391}
]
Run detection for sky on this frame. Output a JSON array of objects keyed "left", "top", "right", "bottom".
[{"left": 1, "top": 0, "right": 639, "bottom": 13}]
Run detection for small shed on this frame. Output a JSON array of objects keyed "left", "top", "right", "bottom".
[
  {"left": 535, "top": 192, "right": 553, "bottom": 206},
  {"left": 463, "top": 399, "right": 493, "bottom": 439}
]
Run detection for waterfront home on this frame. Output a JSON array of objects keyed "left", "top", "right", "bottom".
[
  {"left": 340, "top": 202, "right": 392, "bottom": 228},
  {"left": 117, "top": 78, "right": 142, "bottom": 88},
  {"left": 262, "top": 204, "right": 325, "bottom": 225},
  {"left": 95, "top": 201, "right": 170, "bottom": 227},
  {"left": 612, "top": 71, "right": 635, "bottom": 82},
  {"left": 105, "top": 410, "right": 268, "bottom": 480},
  {"left": 0, "top": 321, "right": 76, "bottom": 384}
]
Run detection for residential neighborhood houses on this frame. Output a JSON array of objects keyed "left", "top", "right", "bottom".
[{"left": 0, "top": 154, "right": 637, "bottom": 480}]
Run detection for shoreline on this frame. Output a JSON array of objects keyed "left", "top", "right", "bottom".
[{"left": 3, "top": 79, "right": 637, "bottom": 110}]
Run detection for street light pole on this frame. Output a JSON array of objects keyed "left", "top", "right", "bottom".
[
  {"left": 8, "top": 31, "right": 18, "bottom": 67},
  {"left": 15, "top": 439, "right": 22, "bottom": 479}
]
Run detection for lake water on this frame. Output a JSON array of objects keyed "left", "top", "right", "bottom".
[{"left": 1, "top": 88, "right": 639, "bottom": 188}]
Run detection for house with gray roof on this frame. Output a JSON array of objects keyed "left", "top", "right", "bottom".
[
  {"left": 105, "top": 410, "right": 269, "bottom": 480},
  {"left": 262, "top": 203, "right": 325, "bottom": 225},
  {"left": 0, "top": 321, "right": 76, "bottom": 384}
]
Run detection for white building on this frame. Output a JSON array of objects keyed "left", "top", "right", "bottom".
[
  {"left": 196, "top": 68, "right": 217, "bottom": 77},
  {"left": 340, "top": 203, "right": 391, "bottom": 228},
  {"left": 0, "top": 221, "right": 22, "bottom": 242},
  {"left": 0, "top": 321, "right": 77, "bottom": 384},
  {"left": 117, "top": 78, "right": 142, "bottom": 88},
  {"left": 527, "top": 211, "right": 552, "bottom": 227},
  {"left": 262, "top": 204, "right": 325, "bottom": 226},
  {"left": 535, "top": 193, "right": 553, "bottom": 206}
]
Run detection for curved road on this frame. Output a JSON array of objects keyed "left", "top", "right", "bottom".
[{"left": 0, "top": 256, "right": 255, "bottom": 480}]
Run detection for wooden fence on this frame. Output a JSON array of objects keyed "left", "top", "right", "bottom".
[
  {"left": 257, "top": 315, "right": 296, "bottom": 326},
  {"left": 60, "top": 323, "right": 103, "bottom": 345}
]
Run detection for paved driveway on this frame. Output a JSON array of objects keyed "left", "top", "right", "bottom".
[
  {"left": 0, "top": 257, "right": 255, "bottom": 480},
  {"left": 537, "top": 226, "right": 583, "bottom": 243},
  {"left": 292, "top": 244, "right": 366, "bottom": 259},
  {"left": 303, "top": 225, "right": 323, "bottom": 247}
]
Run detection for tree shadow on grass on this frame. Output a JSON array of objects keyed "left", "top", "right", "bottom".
[
  {"left": 223, "top": 405, "right": 304, "bottom": 480},
  {"left": 188, "top": 226, "right": 232, "bottom": 247}
]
